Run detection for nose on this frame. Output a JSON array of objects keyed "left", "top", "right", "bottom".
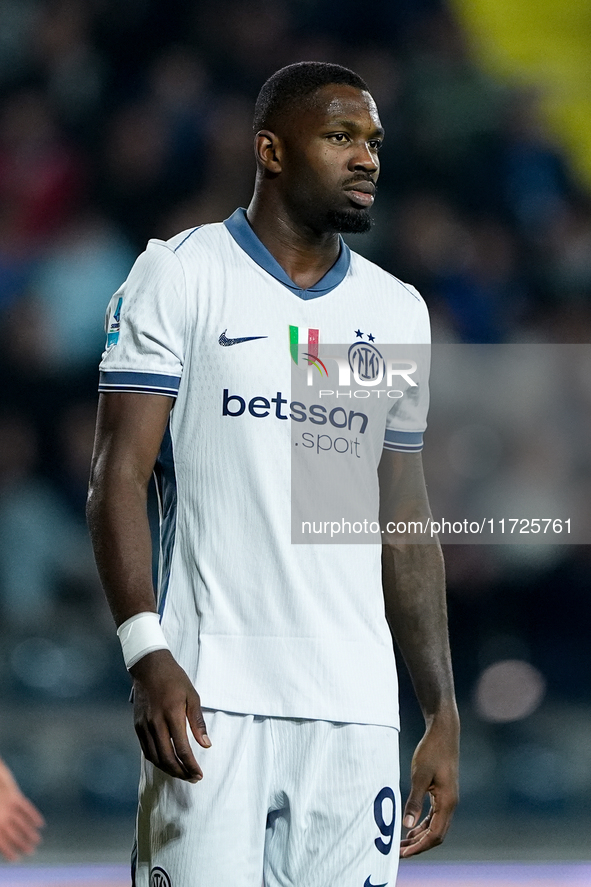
[{"left": 350, "top": 141, "right": 378, "bottom": 175}]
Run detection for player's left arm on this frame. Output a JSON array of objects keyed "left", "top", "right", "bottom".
[{"left": 378, "top": 448, "right": 459, "bottom": 858}]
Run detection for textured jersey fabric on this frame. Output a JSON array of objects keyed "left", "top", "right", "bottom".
[{"left": 98, "top": 208, "right": 431, "bottom": 728}]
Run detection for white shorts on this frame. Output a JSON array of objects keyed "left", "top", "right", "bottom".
[{"left": 132, "top": 710, "right": 401, "bottom": 887}]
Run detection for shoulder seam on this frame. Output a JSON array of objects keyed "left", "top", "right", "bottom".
[
  {"left": 388, "top": 274, "right": 422, "bottom": 302},
  {"left": 147, "top": 237, "right": 189, "bottom": 348},
  {"left": 378, "top": 265, "right": 425, "bottom": 302},
  {"left": 173, "top": 225, "right": 203, "bottom": 252},
  {"left": 349, "top": 252, "right": 422, "bottom": 302}
]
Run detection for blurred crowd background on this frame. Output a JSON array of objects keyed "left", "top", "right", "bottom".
[{"left": 0, "top": 0, "right": 590, "bottom": 861}]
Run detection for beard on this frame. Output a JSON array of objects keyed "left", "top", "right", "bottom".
[{"left": 325, "top": 207, "right": 374, "bottom": 233}]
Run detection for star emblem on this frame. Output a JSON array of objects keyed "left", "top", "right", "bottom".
[
  {"left": 368, "top": 333, "right": 375, "bottom": 342},
  {"left": 355, "top": 329, "right": 363, "bottom": 338}
]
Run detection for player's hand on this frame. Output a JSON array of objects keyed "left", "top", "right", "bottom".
[
  {"left": 400, "top": 709, "right": 459, "bottom": 858},
  {"left": 130, "top": 649, "right": 211, "bottom": 782},
  {"left": 0, "top": 758, "right": 44, "bottom": 861}
]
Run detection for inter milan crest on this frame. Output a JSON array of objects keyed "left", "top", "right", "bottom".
[
  {"left": 150, "top": 867, "right": 172, "bottom": 887},
  {"left": 348, "top": 341, "right": 385, "bottom": 383}
]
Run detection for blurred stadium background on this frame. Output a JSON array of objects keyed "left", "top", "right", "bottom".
[{"left": 0, "top": 0, "right": 590, "bottom": 883}]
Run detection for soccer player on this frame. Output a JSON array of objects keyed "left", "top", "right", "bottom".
[
  {"left": 0, "top": 755, "right": 44, "bottom": 861},
  {"left": 87, "top": 62, "right": 459, "bottom": 887}
]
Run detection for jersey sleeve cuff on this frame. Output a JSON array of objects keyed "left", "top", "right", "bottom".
[
  {"left": 98, "top": 371, "right": 181, "bottom": 397},
  {"left": 383, "top": 428, "right": 424, "bottom": 453}
]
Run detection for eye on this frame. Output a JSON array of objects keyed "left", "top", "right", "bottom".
[
  {"left": 328, "top": 133, "right": 349, "bottom": 143},
  {"left": 368, "top": 139, "right": 383, "bottom": 152}
]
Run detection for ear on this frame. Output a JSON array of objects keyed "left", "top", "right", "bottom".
[{"left": 254, "top": 130, "right": 282, "bottom": 173}]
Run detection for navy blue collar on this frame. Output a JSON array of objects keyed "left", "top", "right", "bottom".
[{"left": 224, "top": 208, "right": 351, "bottom": 300}]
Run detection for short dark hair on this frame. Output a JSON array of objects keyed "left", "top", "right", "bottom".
[{"left": 253, "top": 62, "right": 369, "bottom": 134}]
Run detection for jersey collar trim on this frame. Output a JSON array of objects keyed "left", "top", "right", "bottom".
[{"left": 224, "top": 208, "right": 351, "bottom": 300}]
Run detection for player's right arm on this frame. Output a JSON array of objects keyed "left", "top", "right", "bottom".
[{"left": 87, "top": 392, "right": 210, "bottom": 783}]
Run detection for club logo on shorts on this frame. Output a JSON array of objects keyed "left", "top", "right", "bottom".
[{"left": 150, "top": 866, "right": 172, "bottom": 887}]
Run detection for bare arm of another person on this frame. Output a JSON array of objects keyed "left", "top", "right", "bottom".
[
  {"left": 379, "top": 449, "right": 459, "bottom": 858},
  {"left": 87, "top": 392, "right": 211, "bottom": 783},
  {"left": 0, "top": 756, "right": 44, "bottom": 861}
]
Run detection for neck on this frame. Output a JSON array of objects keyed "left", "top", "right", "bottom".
[{"left": 246, "top": 192, "right": 341, "bottom": 290}]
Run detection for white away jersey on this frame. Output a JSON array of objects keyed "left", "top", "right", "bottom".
[{"left": 99, "top": 209, "right": 431, "bottom": 729}]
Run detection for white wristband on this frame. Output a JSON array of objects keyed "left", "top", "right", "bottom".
[{"left": 117, "top": 612, "right": 170, "bottom": 670}]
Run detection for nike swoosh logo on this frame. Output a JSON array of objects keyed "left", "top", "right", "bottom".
[
  {"left": 364, "top": 878, "right": 387, "bottom": 887},
  {"left": 219, "top": 329, "right": 268, "bottom": 346}
]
